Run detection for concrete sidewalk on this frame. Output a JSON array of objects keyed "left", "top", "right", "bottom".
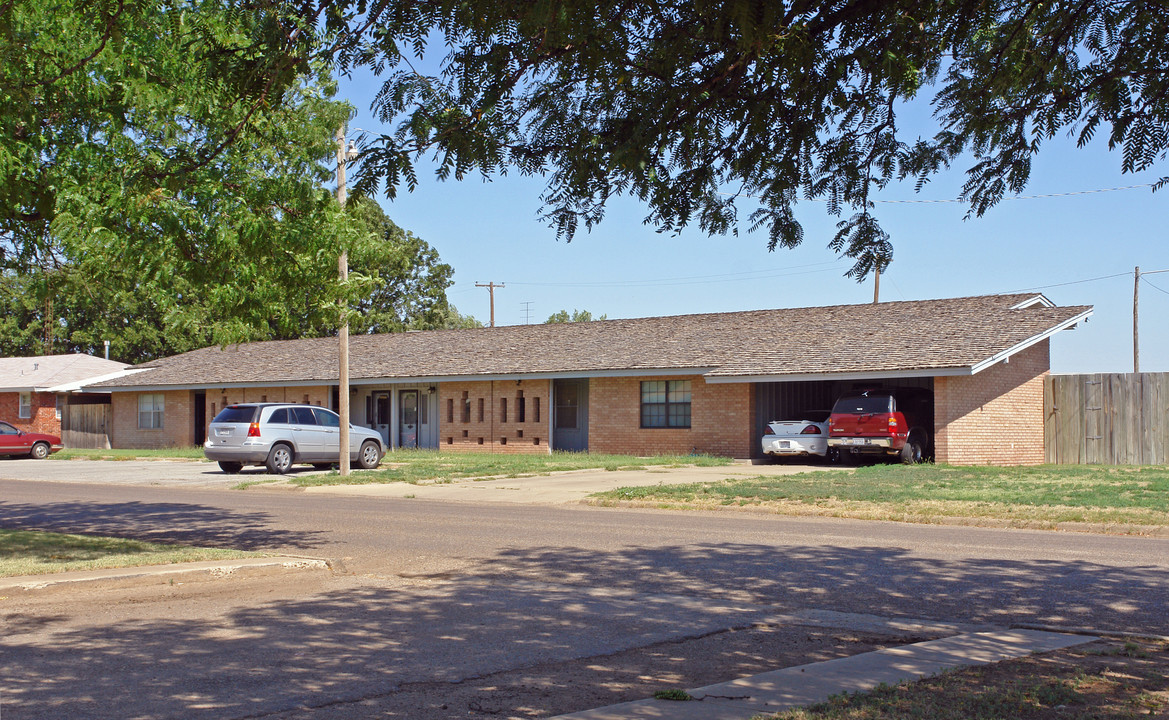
[{"left": 552, "top": 629, "right": 1095, "bottom": 719}]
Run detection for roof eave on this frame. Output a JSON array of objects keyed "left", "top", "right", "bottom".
[
  {"left": 703, "top": 367, "right": 976, "bottom": 384},
  {"left": 93, "top": 367, "right": 721, "bottom": 391},
  {"left": 969, "top": 307, "right": 1093, "bottom": 375}
]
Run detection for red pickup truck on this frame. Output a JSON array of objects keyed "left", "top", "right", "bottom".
[{"left": 827, "top": 388, "right": 932, "bottom": 464}]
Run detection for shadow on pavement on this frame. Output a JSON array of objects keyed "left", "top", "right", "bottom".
[
  {"left": 2, "top": 541, "right": 1167, "bottom": 719},
  {"left": 0, "top": 500, "right": 325, "bottom": 550}
]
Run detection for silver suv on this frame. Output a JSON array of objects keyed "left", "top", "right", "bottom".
[{"left": 204, "top": 403, "right": 384, "bottom": 474}]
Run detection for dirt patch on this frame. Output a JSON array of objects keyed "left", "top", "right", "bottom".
[
  {"left": 765, "top": 637, "right": 1169, "bottom": 720},
  {"left": 265, "top": 624, "right": 930, "bottom": 719}
]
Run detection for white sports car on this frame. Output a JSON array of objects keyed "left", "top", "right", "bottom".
[{"left": 761, "top": 410, "right": 832, "bottom": 460}]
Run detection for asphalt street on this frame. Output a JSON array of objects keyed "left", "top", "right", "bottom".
[{"left": 1, "top": 464, "right": 1167, "bottom": 718}]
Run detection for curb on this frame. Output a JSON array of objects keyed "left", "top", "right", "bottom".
[{"left": 0, "top": 555, "right": 331, "bottom": 593}]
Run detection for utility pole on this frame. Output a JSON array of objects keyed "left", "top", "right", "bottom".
[
  {"left": 1134, "top": 266, "right": 1140, "bottom": 374},
  {"left": 336, "top": 126, "right": 358, "bottom": 476},
  {"left": 476, "top": 282, "right": 505, "bottom": 327},
  {"left": 873, "top": 267, "right": 880, "bottom": 304}
]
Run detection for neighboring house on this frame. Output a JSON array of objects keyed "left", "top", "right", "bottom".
[
  {"left": 0, "top": 354, "right": 132, "bottom": 440},
  {"left": 84, "top": 294, "right": 1091, "bottom": 466}
]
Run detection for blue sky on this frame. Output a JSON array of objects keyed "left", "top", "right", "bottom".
[{"left": 335, "top": 72, "right": 1168, "bottom": 375}]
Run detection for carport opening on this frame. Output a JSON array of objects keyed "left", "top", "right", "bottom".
[{"left": 753, "top": 378, "right": 934, "bottom": 460}]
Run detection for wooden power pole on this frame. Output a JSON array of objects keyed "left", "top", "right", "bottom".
[
  {"left": 1134, "top": 266, "right": 1140, "bottom": 373},
  {"left": 476, "top": 282, "right": 505, "bottom": 327}
]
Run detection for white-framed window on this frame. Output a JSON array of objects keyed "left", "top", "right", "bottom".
[
  {"left": 18, "top": 392, "right": 31, "bottom": 419},
  {"left": 56, "top": 394, "right": 63, "bottom": 420},
  {"left": 138, "top": 393, "right": 164, "bottom": 429},
  {"left": 640, "top": 380, "right": 692, "bottom": 428}
]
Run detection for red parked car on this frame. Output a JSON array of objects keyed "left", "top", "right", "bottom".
[
  {"left": 0, "top": 421, "right": 63, "bottom": 459},
  {"left": 827, "top": 388, "right": 933, "bottom": 464}
]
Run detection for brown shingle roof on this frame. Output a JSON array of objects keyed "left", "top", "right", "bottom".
[{"left": 89, "top": 294, "right": 1091, "bottom": 389}]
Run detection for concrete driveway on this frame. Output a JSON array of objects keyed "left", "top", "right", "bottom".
[
  {"left": 0, "top": 456, "right": 829, "bottom": 501},
  {"left": 0, "top": 457, "right": 316, "bottom": 488}
]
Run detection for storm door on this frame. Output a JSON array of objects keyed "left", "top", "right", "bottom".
[
  {"left": 371, "top": 391, "right": 392, "bottom": 446},
  {"left": 399, "top": 389, "right": 420, "bottom": 448},
  {"left": 552, "top": 379, "right": 589, "bottom": 451}
]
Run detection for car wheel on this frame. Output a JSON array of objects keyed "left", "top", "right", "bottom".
[
  {"left": 824, "top": 447, "right": 841, "bottom": 465},
  {"left": 218, "top": 461, "right": 244, "bottom": 474},
  {"left": 265, "top": 444, "right": 294, "bottom": 474},
  {"left": 899, "top": 437, "right": 924, "bottom": 464},
  {"left": 30, "top": 442, "right": 50, "bottom": 460},
  {"left": 357, "top": 441, "right": 381, "bottom": 470}
]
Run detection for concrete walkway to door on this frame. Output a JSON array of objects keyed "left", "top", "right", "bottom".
[{"left": 300, "top": 461, "right": 831, "bottom": 505}]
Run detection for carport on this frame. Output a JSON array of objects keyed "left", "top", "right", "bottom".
[{"left": 752, "top": 377, "right": 934, "bottom": 460}]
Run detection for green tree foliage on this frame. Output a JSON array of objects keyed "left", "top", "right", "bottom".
[
  {"left": 0, "top": 0, "right": 361, "bottom": 356},
  {"left": 326, "top": 196, "right": 461, "bottom": 336},
  {"left": 319, "top": 0, "right": 1168, "bottom": 279},
  {"left": 0, "top": 0, "right": 465, "bottom": 361},
  {"left": 545, "top": 309, "right": 607, "bottom": 323}
]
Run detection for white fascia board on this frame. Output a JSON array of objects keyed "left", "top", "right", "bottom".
[
  {"left": 1010, "top": 294, "right": 1055, "bottom": 309},
  {"left": 348, "top": 368, "right": 718, "bottom": 385},
  {"left": 103, "top": 378, "right": 342, "bottom": 393},
  {"left": 969, "top": 308, "right": 1093, "bottom": 375},
  {"left": 47, "top": 368, "right": 154, "bottom": 393},
  {"left": 703, "top": 367, "right": 974, "bottom": 384}
]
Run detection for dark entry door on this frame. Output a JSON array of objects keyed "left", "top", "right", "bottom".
[
  {"left": 553, "top": 379, "right": 589, "bottom": 451},
  {"left": 399, "top": 389, "right": 419, "bottom": 448}
]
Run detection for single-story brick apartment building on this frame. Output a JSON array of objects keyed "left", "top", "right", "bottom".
[{"left": 82, "top": 293, "right": 1091, "bottom": 465}]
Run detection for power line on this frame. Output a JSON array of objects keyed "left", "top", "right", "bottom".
[
  {"left": 1142, "top": 275, "right": 1169, "bottom": 296},
  {"left": 1003, "top": 271, "right": 1133, "bottom": 293}
]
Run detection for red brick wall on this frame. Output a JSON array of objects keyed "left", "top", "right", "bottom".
[
  {"left": 438, "top": 380, "right": 551, "bottom": 454},
  {"left": 933, "top": 341, "right": 1049, "bottom": 466},
  {"left": 0, "top": 391, "right": 61, "bottom": 435},
  {"left": 203, "top": 386, "right": 330, "bottom": 440},
  {"left": 110, "top": 390, "right": 196, "bottom": 449},
  {"left": 589, "top": 375, "right": 753, "bottom": 457}
]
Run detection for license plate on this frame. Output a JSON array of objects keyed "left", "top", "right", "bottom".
[
  {"left": 779, "top": 441, "right": 790, "bottom": 448},
  {"left": 846, "top": 438, "right": 869, "bottom": 445},
  {"left": 216, "top": 428, "right": 232, "bottom": 436}
]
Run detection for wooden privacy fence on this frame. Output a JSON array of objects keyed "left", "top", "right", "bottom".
[
  {"left": 61, "top": 404, "right": 112, "bottom": 449},
  {"left": 1044, "top": 373, "right": 1168, "bottom": 465}
]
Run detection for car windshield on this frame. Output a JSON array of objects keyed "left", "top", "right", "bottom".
[
  {"left": 832, "top": 395, "right": 893, "bottom": 414},
  {"left": 213, "top": 406, "right": 257, "bottom": 424}
]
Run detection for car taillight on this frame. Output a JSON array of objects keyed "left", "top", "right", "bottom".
[
  {"left": 763, "top": 426, "right": 774, "bottom": 435},
  {"left": 247, "top": 422, "right": 261, "bottom": 437},
  {"left": 801, "top": 425, "right": 821, "bottom": 435},
  {"left": 887, "top": 416, "right": 898, "bottom": 429}
]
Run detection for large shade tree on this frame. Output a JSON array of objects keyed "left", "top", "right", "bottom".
[{"left": 315, "top": 0, "right": 1168, "bottom": 278}]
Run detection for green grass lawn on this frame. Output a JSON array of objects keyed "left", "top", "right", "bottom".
[
  {"left": 51, "top": 447, "right": 207, "bottom": 461},
  {"left": 590, "top": 464, "right": 1169, "bottom": 533},
  {"left": 285, "top": 449, "right": 732, "bottom": 487},
  {"left": 0, "top": 529, "right": 262, "bottom": 577}
]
